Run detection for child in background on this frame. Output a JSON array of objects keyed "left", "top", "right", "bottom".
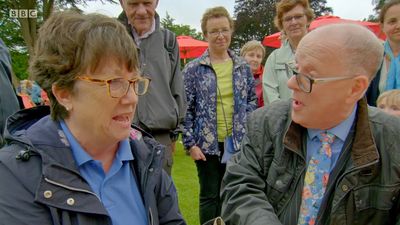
[{"left": 377, "top": 89, "right": 400, "bottom": 117}]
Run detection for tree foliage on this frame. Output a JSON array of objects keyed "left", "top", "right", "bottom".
[
  {"left": 372, "top": 0, "right": 387, "bottom": 12},
  {"left": 368, "top": 0, "right": 388, "bottom": 21},
  {"left": 161, "top": 12, "right": 203, "bottom": 40},
  {"left": 232, "top": 0, "right": 332, "bottom": 51}
]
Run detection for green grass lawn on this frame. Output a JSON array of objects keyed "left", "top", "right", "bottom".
[{"left": 172, "top": 140, "right": 200, "bottom": 225}]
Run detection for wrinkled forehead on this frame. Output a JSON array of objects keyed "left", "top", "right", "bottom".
[
  {"left": 296, "top": 32, "right": 340, "bottom": 61},
  {"left": 295, "top": 41, "right": 345, "bottom": 75}
]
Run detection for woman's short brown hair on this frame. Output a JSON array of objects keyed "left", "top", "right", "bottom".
[
  {"left": 240, "top": 40, "right": 266, "bottom": 58},
  {"left": 30, "top": 11, "right": 139, "bottom": 121},
  {"left": 201, "top": 6, "right": 234, "bottom": 35},
  {"left": 274, "top": 0, "right": 315, "bottom": 31},
  {"left": 379, "top": 0, "right": 400, "bottom": 24}
]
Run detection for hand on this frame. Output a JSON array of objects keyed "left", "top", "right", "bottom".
[{"left": 189, "top": 146, "right": 206, "bottom": 161}]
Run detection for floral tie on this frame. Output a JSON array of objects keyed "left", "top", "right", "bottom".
[{"left": 297, "top": 132, "right": 336, "bottom": 225}]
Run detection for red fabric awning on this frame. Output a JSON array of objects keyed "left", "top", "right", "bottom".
[
  {"left": 177, "top": 35, "right": 208, "bottom": 59},
  {"left": 262, "top": 15, "right": 386, "bottom": 48}
]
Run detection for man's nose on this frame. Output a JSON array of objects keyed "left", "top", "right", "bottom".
[{"left": 135, "top": 4, "right": 147, "bottom": 14}]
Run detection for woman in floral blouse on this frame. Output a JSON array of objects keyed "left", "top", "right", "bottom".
[{"left": 182, "top": 6, "right": 257, "bottom": 225}]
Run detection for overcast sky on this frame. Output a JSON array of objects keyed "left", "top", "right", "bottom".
[{"left": 79, "top": 0, "right": 375, "bottom": 32}]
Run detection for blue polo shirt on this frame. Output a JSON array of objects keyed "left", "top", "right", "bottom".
[
  {"left": 60, "top": 121, "right": 148, "bottom": 225},
  {"left": 306, "top": 105, "right": 357, "bottom": 172}
]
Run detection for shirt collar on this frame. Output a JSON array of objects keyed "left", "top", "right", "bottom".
[
  {"left": 130, "top": 18, "right": 156, "bottom": 45},
  {"left": 308, "top": 104, "right": 358, "bottom": 142},
  {"left": 59, "top": 120, "right": 134, "bottom": 167}
]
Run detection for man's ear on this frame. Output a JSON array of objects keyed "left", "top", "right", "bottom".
[
  {"left": 347, "top": 75, "right": 369, "bottom": 103},
  {"left": 52, "top": 84, "right": 73, "bottom": 111}
]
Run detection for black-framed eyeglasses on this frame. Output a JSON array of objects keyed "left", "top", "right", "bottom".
[
  {"left": 76, "top": 76, "right": 151, "bottom": 98},
  {"left": 284, "top": 63, "right": 355, "bottom": 93}
]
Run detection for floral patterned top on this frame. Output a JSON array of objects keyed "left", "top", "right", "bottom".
[{"left": 182, "top": 49, "right": 257, "bottom": 155}]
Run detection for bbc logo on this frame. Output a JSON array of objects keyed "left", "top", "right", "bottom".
[{"left": 9, "top": 9, "right": 37, "bottom": 18}]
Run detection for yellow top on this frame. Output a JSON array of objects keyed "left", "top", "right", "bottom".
[{"left": 213, "top": 59, "right": 234, "bottom": 142}]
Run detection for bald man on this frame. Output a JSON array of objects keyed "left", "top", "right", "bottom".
[{"left": 221, "top": 24, "right": 400, "bottom": 225}]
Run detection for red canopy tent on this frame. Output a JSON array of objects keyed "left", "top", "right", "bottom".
[
  {"left": 262, "top": 15, "right": 386, "bottom": 48},
  {"left": 177, "top": 36, "right": 208, "bottom": 61}
]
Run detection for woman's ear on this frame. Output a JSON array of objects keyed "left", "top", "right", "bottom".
[{"left": 52, "top": 84, "right": 73, "bottom": 111}]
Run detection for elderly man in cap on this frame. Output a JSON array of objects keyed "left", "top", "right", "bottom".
[{"left": 221, "top": 23, "right": 400, "bottom": 225}]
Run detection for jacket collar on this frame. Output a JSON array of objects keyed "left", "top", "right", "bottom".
[
  {"left": 283, "top": 97, "right": 379, "bottom": 167},
  {"left": 275, "top": 40, "right": 295, "bottom": 64}
]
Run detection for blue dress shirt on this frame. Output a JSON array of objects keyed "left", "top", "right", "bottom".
[
  {"left": 60, "top": 121, "right": 148, "bottom": 225},
  {"left": 306, "top": 105, "right": 357, "bottom": 172}
]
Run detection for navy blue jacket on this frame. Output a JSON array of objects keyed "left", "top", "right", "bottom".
[{"left": 0, "top": 106, "right": 186, "bottom": 225}]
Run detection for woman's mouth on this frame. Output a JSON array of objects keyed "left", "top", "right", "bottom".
[{"left": 113, "top": 114, "right": 132, "bottom": 128}]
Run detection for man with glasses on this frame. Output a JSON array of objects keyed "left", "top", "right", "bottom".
[
  {"left": 118, "top": 0, "right": 186, "bottom": 175},
  {"left": 221, "top": 24, "right": 400, "bottom": 225}
]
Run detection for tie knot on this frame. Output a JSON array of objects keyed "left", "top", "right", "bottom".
[{"left": 320, "top": 132, "right": 335, "bottom": 145}]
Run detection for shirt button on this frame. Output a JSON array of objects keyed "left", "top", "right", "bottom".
[
  {"left": 341, "top": 185, "right": 349, "bottom": 192},
  {"left": 157, "top": 150, "right": 161, "bottom": 155},
  {"left": 67, "top": 198, "right": 75, "bottom": 206},
  {"left": 149, "top": 168, "right": 154, "bottom": 172},
  {"left": 43, "top": 190, "right": 52, "bottom": 199}
]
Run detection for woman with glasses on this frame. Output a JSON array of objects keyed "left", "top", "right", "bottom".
[
  {"left": 367, "top": 0, "right": 400, "bottom": 106},
  {"left": 262, "top": 0, "right": 314, "bottom": 105},
  {"left": 0, "top": 11, "right": 186, "bottom": 225},
  {"left": 182, "top": 6, "right": 257, "bottom": 225}
]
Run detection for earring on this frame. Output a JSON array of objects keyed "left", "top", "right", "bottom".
[{"left": 65, "top": 106, "right": 70, "bottom": 111}]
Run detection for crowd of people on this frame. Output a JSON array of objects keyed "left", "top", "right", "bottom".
[{"left": 0, "top": 0, "right": 399, "bottom": 224}]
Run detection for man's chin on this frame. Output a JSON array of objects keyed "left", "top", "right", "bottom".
[{"left": 291, "top": 111, "right": 311, "bottom": 128}]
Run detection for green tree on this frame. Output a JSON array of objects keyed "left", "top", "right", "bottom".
[
  {"left": 309, "top": 0, "right": 333, "bottom": 17},
  {"left": 368, "top": 0, "right": 388, "bottom": 21},
  {"left": 0, "top": 2, "right": 30, "bottom": 80},
  {"left": 232, "top": 0, "right": 332, "bottom": 51},
  {"left": 372, "top": 0, "right": 387, "bottom": 11},
  {"left": 161, "top": 12, "right": 203, "bottom": 40}
]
